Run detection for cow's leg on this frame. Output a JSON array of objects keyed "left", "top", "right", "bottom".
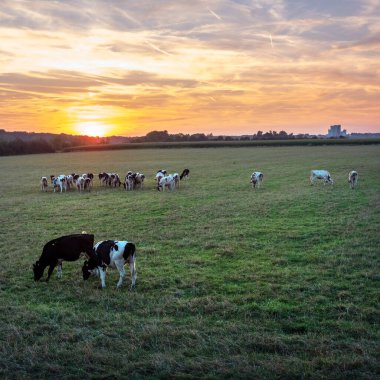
[
  {"left": 115, "top": 261, "right": 126, "bottom": 288},
  {"left": 99, "top": 266, "right": 107, "bottom": 288},
  {"left": 129, "top": 258, "right": 137, "bottom": 289},
  {"left": 57, "top": 259, "right": 63, "bottom": 278},
  {"left": 46, "top": 262, "right": 57, "bottom": 282}
]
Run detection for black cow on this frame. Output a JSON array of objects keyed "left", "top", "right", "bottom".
[
  {"left": 180, "top": 169, "right": 190, "bottom": 180},
  {"left": 33, "top": 233, "right": 95, "bottom": 282}
]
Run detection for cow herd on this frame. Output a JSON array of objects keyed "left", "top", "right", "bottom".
[
  {"left": 33, "top": 233, "right": 137, "bottom": 289},
  {"left": 40, "top": 169, "right": 190, "bottom": 193},
  {"left": 33, "top": 168, "right": 359, "bottom": 288},
  {"left": 249, "top": 170, "right": 359, "bottom": 189},
  {"left": 42, "top": 168, "right": 359, "bottom": 195}
]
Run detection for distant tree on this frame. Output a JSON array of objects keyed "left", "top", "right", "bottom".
[
  {"left": 189, "top": 133, "right": 207, "bottom": 141},
  {"left": 145, "top": 130, "right": 170, "bottom": 142}
]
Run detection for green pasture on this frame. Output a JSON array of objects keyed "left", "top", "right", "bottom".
[{"left": 0, "top": 145, "right": 379, "bottom": 379}]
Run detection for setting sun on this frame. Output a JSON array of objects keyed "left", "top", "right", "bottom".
[{"left": 75, "top": 121, "right": 111, "bottom": 137}]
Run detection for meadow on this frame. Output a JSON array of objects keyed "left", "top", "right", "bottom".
[{"left": 0, "top": 145, "right": 379, "bottom": 379}]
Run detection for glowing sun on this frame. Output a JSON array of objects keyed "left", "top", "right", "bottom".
[{"left": 75, "top": 121, "right": 111, "bottom": 137}]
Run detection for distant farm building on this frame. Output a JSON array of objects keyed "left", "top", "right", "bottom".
[{"left": 327, "top": 125, "right": 348, "bottom": 138}]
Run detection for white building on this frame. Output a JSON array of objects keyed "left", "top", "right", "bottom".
[{"left": 327, "top": 125, "right": 348, "bottom": 138}]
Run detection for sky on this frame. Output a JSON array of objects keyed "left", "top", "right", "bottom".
[{"left": 0, "top": 0, "right": 379, "bottom": 137}]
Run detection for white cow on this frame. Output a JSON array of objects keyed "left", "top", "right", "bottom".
[
  {"left": 348, "top": 171, "right": 358, "bottom": 189},
  {"left": 310, "top": 170, "right": 333, "bottom": 185},
  {"left": 158, "top": 175, "right": 175, "bottom": 191},
  {"left": 250, "top": 172, "right": 264, "bottom": 189}
]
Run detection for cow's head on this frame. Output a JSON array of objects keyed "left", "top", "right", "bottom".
[
  {"left": 82, "top": 254, "right": 97, "bottom": 280},
  {"left": 33, "top": 260, "right": 44, "bottom": 281},
  {"left": 82, "top": 260, "right": 91, "bottom": 280}
]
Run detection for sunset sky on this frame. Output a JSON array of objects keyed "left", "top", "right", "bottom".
[{"left": 0, "top": 0, "right": 379, "bottom": 137}]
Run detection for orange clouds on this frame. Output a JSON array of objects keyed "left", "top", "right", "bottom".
[{"left": 0, "top": 0, "right": 379, "bottom": 136}]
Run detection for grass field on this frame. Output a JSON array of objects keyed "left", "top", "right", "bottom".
[{"left": 1, "top": 145, "right": 379, "bottom": 379}]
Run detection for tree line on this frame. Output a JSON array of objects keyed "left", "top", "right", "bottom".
[
  {"left": 0, "top": 130, "right": 110, "bottom": 156},
  {"left": 129, "top": 129, "right": 308, "bottom": 143},
  {"left": 0, "top": 128, "right": 339, "bottom": 156}
]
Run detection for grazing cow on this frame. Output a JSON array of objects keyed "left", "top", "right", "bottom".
[
  {"left": 180, "top": 169, "right": 190, "bottom": 180},
  {"left": 134, "top": 173, "right": 145, "bottom": 190},
  {"left": 110, "top": 173, "right": 121, "bottom": 187},
  {"left": 84, "top": 177, "right": 92, "bottom": 191},
  {"left": 86, "top": 173, "right": 94, "bottom": 187},
  {"left": 40, "top": 176, "right": 48, "bottom": 192},
  {"left": 51, "top": 175, "right": 67, "bottom": 193},
  {"left": 66, "top": 174, "right": 74, "bottom": 190},
  {"left": 348, "top": 171, "right": 358, "bottom": 189},
  {"left": 82, "top": 240, "right": 136, "bottom": 289},
  {"left": 33, "top": 234, "right": 95, "bottom": 282},
  {"left": 155, "top": 170, "right": 167, "bottom": 187},
  {"left": 310, "top": 170, "right": 333, "bottom": 185},
  {"left": 124, "top": 171, "right": 135, "bottom": 191},
  {"left": 98, "top": 172, "right": 108, "bottom": 186},
  {"left": 157, "top": 175, "right": 175, "bottom": 191},
  {"left": 171, "top": 173, "right": 180, "bottom": 189},
  {"left": 76, "top": 176, "right": 85, "bottom": 192},
  {"left": 250, "top": 172, "right": 264, "bottom": 189}
]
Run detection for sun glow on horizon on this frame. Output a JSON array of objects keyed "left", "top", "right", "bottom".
[{"left": 75, "top": 121, "right": 112, "bottom": 137}]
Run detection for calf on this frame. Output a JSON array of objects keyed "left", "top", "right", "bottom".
[
  {"left": 40, "top": 176, "right": 48, "bottom": 192},
  {"left": 82, "top": 240, "right": 136, "bottom": 289},
  {"left": 109, "top": 173, "right": 121, "bottom": 187},
  {"left": 157, "top": 175, "right": 175, "bottom": 191},
  {"left": 124, "top": 171, "right": 135, "bottom": 191},
  {"left": 348, "top": 170, "right": 358, "bottom": 189},
  {"left": 250, "top": 172, "right": 264, "bottom": 189},
  {"left": 180, "top": 169, "right": 190, "bottom": 180},
  {"left": 99, "top": 172, "right": 107, "bottom": 186},
  {"left": 76, "top": 176, "right": 85, "bottom": 192},
  {"left": 134, "top": 172, "right": 145, "bottom": 190},
  {"left": 310, "top": 170, "right": 333, "bottom": 185},
  {"left": 155, "top": 170, "right": 166, "bottom": 187},
  {"left": 172, "top": 173, "right": 180, "bottom": 189},
  {"left": 51, "top": 175, "right": 68, "bottom": 193},
  {"left": 33, "top": 233, "right": 95, "bottom": 282}
]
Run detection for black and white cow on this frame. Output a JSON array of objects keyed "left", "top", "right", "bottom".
[
  {"left": 310, "top": 170, "right": 333, "bottom": 185},
  {"left": 40, "top": 176, "right": 48, "bottom": 192},
  {"left": 33, "top": 234, "right": 95, "bottom": 282},
  {"left": 82, "top": 240, "right": 136, "bottom": 289},
  {"left": 98, "top": 172, "right": 109, "bottom": 186},
  {"left": 50, "top": 175, "right": 67, "bottom": 193},
  {"left": 348, "top": 171, "right": 358, "bottom": 189},
  {"left": 250, "top": 172, "right": 264, "bottom": 189},
  {"left": 157, "top": 175, "right": 175, "bottom": 191},
  {"left": 180, "top": 169, "right": 190, "bottom": 180}
]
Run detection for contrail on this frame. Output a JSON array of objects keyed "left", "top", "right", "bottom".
[
  {"left": 269, "top": 34, "right": 274, "bottom": 49},
  {"left": 208, "top": 7, "right": 222, "bottom": 20},
  {"left": 144, "top": 40, "right": 172, "bottom": 56}
]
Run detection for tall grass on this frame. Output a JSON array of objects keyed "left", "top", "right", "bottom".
[{"left": 0, "top": 145, "right": 379, "bottom": 379}]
